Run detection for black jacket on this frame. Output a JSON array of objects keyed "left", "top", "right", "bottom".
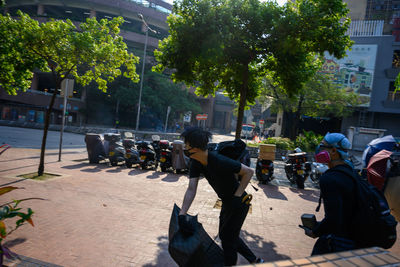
[{"left": 313, "top": 164, "right": 357, "bottom": 238}]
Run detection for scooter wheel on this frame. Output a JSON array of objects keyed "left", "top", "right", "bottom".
[
  {"left": 161, "top": 166, "right": 167, "bottom": 172},
  {"left": 111, "top": 161, "right": 117, "bottom": 166},
  {"left": 296, "top": 175, "right": 305, "bottom": 189},
  {"left": 126, "top": 162, "right": 132, "bottom": 168},
  {"left": 141, "top": 163, "right": 147, "bottom": 170}
]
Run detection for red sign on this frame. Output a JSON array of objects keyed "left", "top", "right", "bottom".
[
  {"left": 259, "top": 119, "right": 264, "bottom": 125},
  {"left": 196, "top": 114, "right": 208, "bottom": 120}
]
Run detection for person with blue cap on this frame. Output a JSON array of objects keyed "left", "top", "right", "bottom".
[{"left": 300, "top": 133, "right": 359, "bottom": 255}]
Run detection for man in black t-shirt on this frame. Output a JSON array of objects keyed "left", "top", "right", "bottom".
[{"left": 178, "top": 127, "right": 262, "bottom": 266}]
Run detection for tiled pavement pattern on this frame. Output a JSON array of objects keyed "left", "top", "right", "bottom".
[
  {"left": 243, "top": 247, "right": 400, "bottom": 267},
  {"left": 0, "top": 148, "right": 399, "bottom": 266}
]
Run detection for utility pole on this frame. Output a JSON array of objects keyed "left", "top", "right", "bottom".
[{"left": 58, "top": 79, "right": 69, "bottom": 162}]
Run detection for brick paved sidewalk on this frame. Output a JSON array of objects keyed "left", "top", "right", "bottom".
[{"left": 0, "top": 148, "right": 399, "bottom": 266}]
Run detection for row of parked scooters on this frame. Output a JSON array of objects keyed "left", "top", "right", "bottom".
[
  {"left": 84, "top": 132, "right": 189, "bottom": 173},
  {"left": 254, "top": 148, "right": 328, "bottom": 188}
]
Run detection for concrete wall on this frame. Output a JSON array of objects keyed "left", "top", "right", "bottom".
[{"left": 344, "top": 0, "right": 367, "bottom": 20}]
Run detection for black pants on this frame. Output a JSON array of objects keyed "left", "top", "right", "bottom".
[{"left": 219, "top": 195, "right": 256, "bottom": 266}]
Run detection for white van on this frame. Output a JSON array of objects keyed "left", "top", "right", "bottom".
[{"left": 241, "top": 124, "right": 254, "bottom": 138}]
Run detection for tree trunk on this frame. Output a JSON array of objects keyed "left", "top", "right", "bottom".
[
  {"left": 38, "top": 87, "right": 59, "bottom": 176},
  {"left": 235, "top": 66, "right": 249, "bottom": 139}
]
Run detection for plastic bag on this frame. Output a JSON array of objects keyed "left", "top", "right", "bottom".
[{"left": 168, "top": 204, "right": 224, "bottom": 267}]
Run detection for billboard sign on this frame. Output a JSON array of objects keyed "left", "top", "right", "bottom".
[{"left": 321, "top": 44, "right": 378, "bottom": 107}]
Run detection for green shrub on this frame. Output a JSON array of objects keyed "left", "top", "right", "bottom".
[
  {"left": 262, "top": 137, "right": 295, "bottom": 150},
  {"left": 295, "top": 130, "right": 324, "bottom": 152}
]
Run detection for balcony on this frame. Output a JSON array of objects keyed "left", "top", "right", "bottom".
[{"left": 346, "top": 20, "right": 385, "bottom": 37}]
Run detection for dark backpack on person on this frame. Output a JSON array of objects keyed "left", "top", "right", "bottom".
[
  {"left": 212, "top": 139, "right": 251, "bottom": 167},
  {"left": 334, "top": 165, "right": 398, "bottom": 249}
]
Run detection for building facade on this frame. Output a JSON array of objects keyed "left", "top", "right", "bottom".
[{"left": 0, "top": 0, "right": 171, "bottom": 126}]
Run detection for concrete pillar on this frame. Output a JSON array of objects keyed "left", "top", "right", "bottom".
[
  {"left": 30, "top": 73, "right": 39, "bottom": 91},
  {"left": 90, "top": 10, "right": 96, "bottom": 18},
  {"left": 37, "top": 4, "right": 44, "bottom": 16}
]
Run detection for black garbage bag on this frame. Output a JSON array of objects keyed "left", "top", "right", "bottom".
[{"left": 168, "top": 204, "right": 224, "bottom": 267}]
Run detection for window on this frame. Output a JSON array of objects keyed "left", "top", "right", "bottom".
[
  {"left": 392, "top": 50, "right": 400, "bottom": 68},
  {"left": 387, "top": 81, "right": 400, "bottom": 102}
]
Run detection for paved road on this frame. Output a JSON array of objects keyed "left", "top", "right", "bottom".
[{"left": 0, "top": 126, "right": 86, "bottom": 150}]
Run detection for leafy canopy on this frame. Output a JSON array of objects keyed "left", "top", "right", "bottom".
[
  {"left": 260, "top": 73, "right": 362, "bottom": 118},
  {"left": 154, "top": 0, "right": 353, "bottom": 103},
  {"left": 0, "top": 11, "right": 139, "bottom": 95}
]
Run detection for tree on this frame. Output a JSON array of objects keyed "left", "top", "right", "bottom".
[
  {"left": 84, "top": 69, "right": 201, "bottom": 129},
  {"left": 0, "top": 12, "right": 139, "bottom": 176},
  {"left": 259, "top": 73, "right": 362, "bottom": 139},
  {"left": 154, "top": 0, "right": 353, "bottom": 138}
]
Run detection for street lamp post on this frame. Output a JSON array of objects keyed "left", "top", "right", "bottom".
[{"left": 135, "top": 13, "right": 157, "bottom": 131}]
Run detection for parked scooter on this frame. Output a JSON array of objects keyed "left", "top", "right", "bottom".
[
  {"left": 255, "top": 144, "right": 275, "bottom": 184},
  {"left": 104, "top": 133, "right": 125, "bottom": 166},
  {"left": 255, "top": 159, "right": 274, "bottom": 184},
  {"left": 283, "top": 149, "right": 312, "bottom": 189},
  {"left": 137, "top": 140, "right": 158, "bottom": 170},
  {"left": 121, "top": 132, "right": 140, "bottom": 168},
  {"left": 158, "top": 140, "right": 173, "bottom": 172},
  {"left": 309, "top": 162, "right": 329, "bottom": 183}
]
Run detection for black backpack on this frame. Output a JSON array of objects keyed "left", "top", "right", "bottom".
[
  {"left": 333, "top": 165, "right": 398, "bottom": 249},
  {"left": 212, "top": 139, "right": 251, "bottom": 167}
]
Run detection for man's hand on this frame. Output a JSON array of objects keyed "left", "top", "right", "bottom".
[
  {"left": 178, "top": 215, "right": 196, "bottom": 236},
  {"left": 298, "top": 225, "right": 317, "bottom": 239}
]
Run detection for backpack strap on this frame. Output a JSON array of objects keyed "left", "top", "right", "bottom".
[{"left": 315, "top": 165, "right": 357, "bottom": 213}]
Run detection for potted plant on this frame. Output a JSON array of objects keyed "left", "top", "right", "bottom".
[{"left": 0, "top": 186, "right": 36, "bottom": 265}]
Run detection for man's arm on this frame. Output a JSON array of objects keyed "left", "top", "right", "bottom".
[
  {"left": 234, "top": 164, "right": 254, "bottom": 197},
  {"left": 179, "top": 177, "right": 199, "bottom": 215}
]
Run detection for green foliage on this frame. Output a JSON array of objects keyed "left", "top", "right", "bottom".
[
  {"left": 295, "top": 130, "right": 324, "bottom": 152},
  {"left": 85, "top": 69, "right": 201, "bottom": 128},
  {"left": 0, "top": 13, "right": 47, "bottom": 95},
  {"left": 154, "top": 0, "right": 353, "bottom": 138},
  {"left": 0, "top": 187, "right": 35, "bottom": 245},
  {"left": 260, "top": 73, "right": 362, "bottom": 117},
  {"left": 262, "top": 137, "right": 295, "bottom": 151},
  {"left": 0, "top": 11, "right": 139, "bottom": 95}
]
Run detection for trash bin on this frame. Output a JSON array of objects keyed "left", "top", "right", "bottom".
[{"left": 85, "top": 133, "right": 106, "bottom": 164}]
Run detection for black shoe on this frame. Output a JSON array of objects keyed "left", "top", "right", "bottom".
[{"left": 254, "top": 258, "right": 264, "bottom": 263}]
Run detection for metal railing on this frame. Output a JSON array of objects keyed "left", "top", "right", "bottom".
[{"left": 346, "top": 20, "right": 385, "bottom": 36}]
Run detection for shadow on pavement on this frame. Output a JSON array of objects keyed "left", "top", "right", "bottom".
[
  {"left": 161, "top": 173, "right": 180, "bottom": 182},
  {"left": 61, "top": 163, "right": 88, "bottom": 169},
  {"left": 0, "top": 151, "right": 84, "bottom": 163},
  {"left": 3, "top": 238, "right": 27, "bottom": 248},
  {"left": 142, "top": 235, "right": 173, "bottom": 267},
  {"left": 241, "top": 230, "right": 290, "bottom": 263},
  {"left": 260, "top": 184, "right": 288, "bottom": 201},
  {"left": 146, "top": 171, "right": 161, "bottom": 179},
  {"left": 143, "top": 230, "right": 291, "bottom": 267},
  {"left": 289, "top": 188, "right": 319, "bottom": 203},
  {"left": 80, "top": 164, "right": 109, "bottom": 173},
  {"left": 0, "top": 178, "right": 28, "bottom": 187},
  {"left": 0, "top": 161, "right": 59, "bottom": 173},
  {"left": 106, "top": 167, "right": 123, "bottom": 173}
]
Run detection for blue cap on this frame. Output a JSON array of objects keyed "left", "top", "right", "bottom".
[
  {"left": 323, "top": 133, "right": 351, "bottom": 161},
  {"left": 324, "top": 133, "right": 351, "bottom": 150}
]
